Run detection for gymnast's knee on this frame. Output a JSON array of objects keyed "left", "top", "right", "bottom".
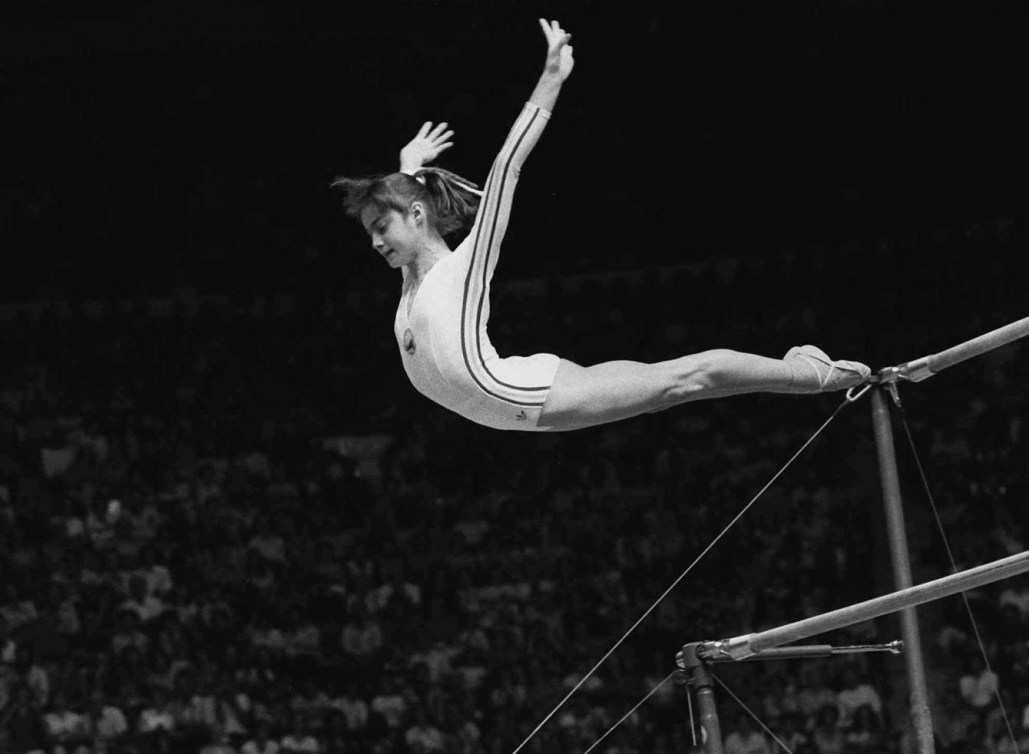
[{"left": 665, "top": 349, "right": 735, "bottom": 401}]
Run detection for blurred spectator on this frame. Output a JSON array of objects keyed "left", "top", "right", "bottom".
[
  {"left": 835, "top": 665, "right": 883, "bottom": 728},
  {"left": 42, "top": 690, "right": 91, "bottom": 754},
  {"left": 723, "top": 715, "right": 772, "bottom": 754},
  {"left": 111, "top": 609, "right": 151, "bottom": 655},
  {"left": 1, "top": 613, "right": 17, "bottom": 664},
  {"left": 991, "top": 717, "right": 1029, "bottom": 754},
  {"left": 288, "top": 677, "right": 331, "bottom": 717},
  {"left": 20, "top": 648, "right": 51, "bottom": 708},
  {"left": 404, "top": 706, "right": 445, "bottom": 752},
  {"left": 963, "top": 720, "right": 990, "bottom": 754},
  {"left": 370, "top": 676, "right": 408, "bottom": 733},
  {"left": 137, "top": 686, "right": 177, "bottom": 737},
  {"left": 248, "top": 515, "right": 287, "bottom": 565},
  {"left": 1, "top": 583, "right": 39, "bottom": 631},
  {"left": 998, "top": 583, "right": 1029, "bottom": 622},
  {"left": 810, "top": 704, "right": 846, "bottom": 754},
  {"left": 332, "top": 680, "right": 369, "bottom": 737},
  {"left": 84, "top": 690, "right": 129, "bottom": 750},
  {"left": 342, "top": 602, "right": 383, "bottom": 665},
  {"left": 51, "top": 582, "right": 82, "bottom": 638},
  {"left": 241, "top": 722, "right": 281, "bottom": 754},
  {"left": 936, "top": 689, "right": 979, "bottom": 752},
  {"left": 844, "top": 704, "right": 886, "bottom": 753},
  {"left": 136, "top": 543, "right": 174, "bottom": 596},
  {"left": 279, "top": 711, "right": 319, "bottom": 754},
  {"left": 760, "top": 673, "right": 799, "bottom": 722},
  {"left": 2, "top": 684, "right": 49, "bottom": 754},
  {"left": 200, "top": 732, "right": 238, "bottom": 754},
  {"left": 121, "top": 573, "right": 166, "bottom": 623},
  {"left": 796, "top": 663, "right": 837, "bottom": 719},
  {"left": 959, "top": 654, "right": 1000, "bottom": 712},
  {"left": 282, "top": 608, "right": 322, "bottom": 660},
  {"left": 773, "top": 714, "right": 810, "bottom": 753},
  {"left": 372, "top": 564, "right": 422, "bottom": 615}
]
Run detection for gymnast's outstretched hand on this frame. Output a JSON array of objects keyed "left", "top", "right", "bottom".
[
  {"left": 539, "top": 18, "right": 574, "bottom": 82},
  {"left": 399, "top": 121, "right": 455, "bottom": 175}
]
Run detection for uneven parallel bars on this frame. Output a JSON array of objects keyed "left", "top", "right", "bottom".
[{"left": 699, "top": 549, "right": 1029, "bottom": 661}]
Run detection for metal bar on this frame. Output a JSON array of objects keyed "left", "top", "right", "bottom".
[
  {"left": 703, "top": 642, "right": 903, "bottom": 663},
  {"left": 700, "top": 549, "right": 1029, "bottom": 660},
  {"left": 827, "top": 641, "right": 905, "bottom": 656},
  {"left": 872, "top": 389, "right": 935, "bottom": 754},
  {"left": 887, "top": 315, "right": 1029, "bottom": 382},
  {"left": 733, "top": 644, "right": 831, "bottom": 661}
]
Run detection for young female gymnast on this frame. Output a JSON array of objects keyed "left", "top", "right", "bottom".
[{"left": 332, "top": 19, "right": 871, "bottom": 432}]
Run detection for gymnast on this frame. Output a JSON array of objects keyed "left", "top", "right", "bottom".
[{"left": 332, "top": 19, "right": 871, "bottom": 432}]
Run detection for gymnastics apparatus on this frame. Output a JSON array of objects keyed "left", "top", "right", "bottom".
[{"left": 511, "top": 314, "right": 1029, "bottom": 754}]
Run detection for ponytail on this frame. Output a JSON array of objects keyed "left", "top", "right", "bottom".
[
  {"left": 332, "top": 167, "right": 483, "bottom": 240},
  {"left": 412, "top": 167, "right": 482, "bottom": 237}
]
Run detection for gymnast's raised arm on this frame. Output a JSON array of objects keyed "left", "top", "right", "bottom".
[
  {"left": 460, "top": 19, "right": 575, "bottom": 268},
  {"left": 481, "top": 18, "right": 574, "bottom": 184},
  {"left": 528, "top": 18, "right": 575, "bottom": 114}
]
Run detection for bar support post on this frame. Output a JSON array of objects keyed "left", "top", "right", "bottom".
[{"left": 871, "top": 387, "right": 935, "bottom": 754}]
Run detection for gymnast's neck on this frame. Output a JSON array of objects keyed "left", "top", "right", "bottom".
[{"left": 403, "top": 239, "right": 452, "bottom": 284}]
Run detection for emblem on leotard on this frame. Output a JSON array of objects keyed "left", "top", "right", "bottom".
[
  {"left": 403, "top": 329, "right": 416, "bottom": 355},
  {"left": 516, "top": 410, "right": 528, "bottom": 421}
]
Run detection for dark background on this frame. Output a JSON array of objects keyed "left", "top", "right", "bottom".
[{"left": 1, "top": 0, "right": 1019, "bottom": 304}]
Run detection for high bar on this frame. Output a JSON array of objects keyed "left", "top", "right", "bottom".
[{"left": 880, "top": 315, "right": 1029, "bottom": 383}]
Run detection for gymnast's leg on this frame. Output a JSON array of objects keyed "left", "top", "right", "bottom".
[{"left": 537, "top": 346, "right": 869, "bottom": 431}]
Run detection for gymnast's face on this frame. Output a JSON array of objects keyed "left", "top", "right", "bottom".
[{"left": 360, "top": 204, "right": 424, "bottom": 269}]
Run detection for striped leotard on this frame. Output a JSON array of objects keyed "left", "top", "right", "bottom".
[{"left": 393, "top": 102, "right": 560, "bottom": 431}]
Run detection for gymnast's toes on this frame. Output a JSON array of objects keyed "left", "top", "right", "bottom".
[{"left": 785, "top": 345, "right": 871, "bottom": 393}]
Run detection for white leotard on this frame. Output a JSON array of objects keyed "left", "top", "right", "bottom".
[{"left": 393, "top": 102, "right": 560, "bottom": 431}]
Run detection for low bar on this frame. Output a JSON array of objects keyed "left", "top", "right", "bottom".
[
  {"left": 701, "top": 550, "right": 1029, "bottom": 660},
  {"left": 887, "top": 315, "right": 1029, "bottom": 382}
]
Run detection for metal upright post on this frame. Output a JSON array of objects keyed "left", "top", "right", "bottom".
[
  {"left": 871, "top": 387, "right": 935, "bottom": 754},
  {"left": 678, "top": 644, "right": 724, "bottom": 754}
]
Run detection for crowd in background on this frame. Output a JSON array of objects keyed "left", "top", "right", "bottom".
[{"left": 2, "top": 214, "right": 1027, "bottom": 754}]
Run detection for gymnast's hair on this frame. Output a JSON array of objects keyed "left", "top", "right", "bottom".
[{"left": 332, "top": 168, "right": 483, "bottom": 238}]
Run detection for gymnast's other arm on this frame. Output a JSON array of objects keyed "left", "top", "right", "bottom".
[{"left": 399, "top": 121, "right": 455, "bottom": 176}]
